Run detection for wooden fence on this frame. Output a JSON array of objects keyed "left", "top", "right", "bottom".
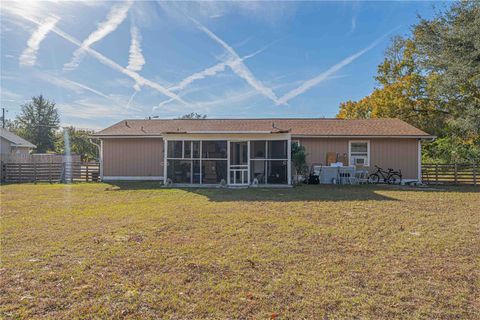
[
  {"left": 422, "top": 163, "right": 477, "bottom": 185},
  {"left": 2, "top": 162, "right": 100, "bottom": 183}
]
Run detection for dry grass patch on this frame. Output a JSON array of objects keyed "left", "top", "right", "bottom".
[{"left": 1, "top": 183, "right": 479, "bottom": 319}]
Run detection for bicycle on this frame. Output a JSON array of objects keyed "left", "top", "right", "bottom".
[{"left": 368, "top": 165, "right": 402, "bottom": 184}]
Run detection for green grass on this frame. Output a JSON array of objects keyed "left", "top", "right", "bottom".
[{"left": 1, "top": 183, "right": 479, "bottom": 319}]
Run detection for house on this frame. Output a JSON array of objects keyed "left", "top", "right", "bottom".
[
  {"left": 0, "top": 128, "right": 36, "bottom": 163},
  {"left": 93, "top": 118, "right": 434, "bottom": 185}
]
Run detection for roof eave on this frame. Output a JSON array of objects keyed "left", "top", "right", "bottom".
[{"left": 292, "top": 134, "right": 436, "bottom": 139}]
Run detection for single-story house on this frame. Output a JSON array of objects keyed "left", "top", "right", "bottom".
[
  {"left": 0, "top": 128, "right": 36, "bottom": 163},
  {"left": 93, "top": 118, "right": 434, "bottom": 186}
]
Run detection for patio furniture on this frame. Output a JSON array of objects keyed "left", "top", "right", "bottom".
[
  {"left": 319, "top": 166, "right": 339, "bottom": 184},
  {"left": 355, "top": 169, "right": 369, "bottom": 184},
  {"left": 338, "top": 167, "right": 354, "bottom": 184}
]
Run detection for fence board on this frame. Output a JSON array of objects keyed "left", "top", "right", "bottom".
[
  {"left": 2, "top": 162, "right": 100, "bottom": 183},
  {"left": 422, "top": 163, "right": 478, "bottom": 185}
]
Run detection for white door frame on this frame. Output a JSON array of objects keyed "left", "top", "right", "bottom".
[{"left": 229, "top": 140, "right": 249, "bottom": 185}]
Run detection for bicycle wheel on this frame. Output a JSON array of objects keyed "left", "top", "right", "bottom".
[
  {"left": 388, "top": 174, "right": 402, "bottom": 184},
  {"left": 368, "top": 173, "right": 380, "bottom": 184}
]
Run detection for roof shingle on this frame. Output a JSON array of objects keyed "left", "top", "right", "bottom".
[
  {"left": 0, "top": 128, "right": 36, "bottom": 148},
  {"left": 94, "top": 118, "right": 432, "bottom": 137}
]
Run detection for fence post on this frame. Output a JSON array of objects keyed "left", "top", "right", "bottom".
[
  {"left": 33, "top": 161, "right": 37, "bottom": 183},
  {"left": 435, "top": 164, "right": 438, "bottom": 184},
  {"left": 49, "top": 163, "right": 52, "bottom": 183},
  {"left": 86, "top": 162, "right": 89, "bottom": 182},
  {"left": 473, "top": 163, "right": 477, "bottom": 186},
  {"left": 19, "top": 163, "right": 22, "bottom": 182},
  {"left": 454, "top": 163, "right": 458, "bottom": 185}
]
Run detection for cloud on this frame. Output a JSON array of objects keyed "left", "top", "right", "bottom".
[
  {"left": 276, "top": 28, "right": 399, "bottom": 105},
  {"left": 63, "top": 0, "right": 132, "bottom": 71},
  {"left": 190, "top": 18, "right": 279, "bottom": 104},
  {"left": 0, "top": 88, "right": 22, "bottom": 102},
  {"left": 127, "top": 23, "right": 145, "bottom": 72},
  {"left": 59, "top": 98, "right": 139, "bottom": 121},
  {"left": 157, "top": 1, "right": 296, "bottom": 26},
  {"left": 19, "top": 16, "right": 59, "bottom": 66},
  {"left": 12, "top": 12, "right": 187, "bottom": 105},
  {"left": 35, "top": 71, "right": 111, "bottom": 100}
]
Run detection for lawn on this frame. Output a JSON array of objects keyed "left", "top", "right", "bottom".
[{"left": 0, "top": 183, "right": 479, "bottom": 319}]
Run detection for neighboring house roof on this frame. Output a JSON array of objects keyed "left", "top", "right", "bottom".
[
  {"left": 94, "top": 118, "right": 434, "bottom": 138},
  {"left": 0, "top": 128, "right": 36, "bottom": 148}
]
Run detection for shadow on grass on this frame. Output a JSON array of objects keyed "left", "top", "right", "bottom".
[{"left": 105, "top": 182, "right": 405, "bottom": 202}]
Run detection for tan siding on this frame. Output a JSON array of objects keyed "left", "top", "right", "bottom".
[
  {"left": 299, "top": 138, "right": 419, "bottom": 180},
  {"left": 298, "top": 138, "right": 349, "bottom": 166},
  {"left": 103, "top": 138, "right": 164, "bottom": 176},
  {"left": 370, "top": 139, "right": 419, "bottom": 180}
]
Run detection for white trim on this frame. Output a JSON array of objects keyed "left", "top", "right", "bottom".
[
  {"left": 163, "top": 137, "right": 168, "bottom": 182},
  {"left": 164, "top": 136, "right": 290, "bottom": 141},
  {"left": 293, "top": 135, "right": 436, "bottom": 139},
  {"left": 199, "top": 141, "right": 203, "bottom": 185},
  {"left": 227, "top": 141, "right": 231, "bottom": 185},
  {"left": 247, "top": 140, "right": 251, "bottom": 185},
  {"left": 95, "top": 135, "right": 163, "bottom": 138},
  {"left": 184, "top": 131, "right": 273, "bottom": 134},
  {"left": 100, "top": 140, "right": 104, "bottom": 180},
  {"left": 95, "top": 134, "right": 436, "bottom": 140},
  {"left": 418, "top": 139, "right": 422, "bottom": 183},
  {"left": 103, "top": 176, "right": 164, "bottom": 181},
  {"left": 348, "top": 140, "right": 370, "bottom": 167},
  {"left": 287, "top": 137, "right": 292, "bottom": 185}
]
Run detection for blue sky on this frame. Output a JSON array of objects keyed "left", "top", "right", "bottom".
[{"left": 1, "top": 1, "right": 447, "bottom": 130}]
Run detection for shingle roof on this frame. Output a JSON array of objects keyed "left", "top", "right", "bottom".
[
  {"left": 0, "top": 128, "right": 36, "bottom": 148},
  {"left": 94, "top": 118, "right": 433, "bottom": 138}
]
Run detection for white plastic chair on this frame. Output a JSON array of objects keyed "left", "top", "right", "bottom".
[
  {"left": 355, "top": 169, "right": 369, "bottom": 184},
  {"left": 338, "top": 167, "right": 352, "bottom": 185}
]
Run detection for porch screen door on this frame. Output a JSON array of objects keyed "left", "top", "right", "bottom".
[{"left": 229, "top": 141, "right": 249, "bottom": 185}]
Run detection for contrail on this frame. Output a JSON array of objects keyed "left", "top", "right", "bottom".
[
  {"left": 127, "top": 22, "right": 145, "bottom": 72},
  {"left": 169, "top": 44, "right": 270, "bottom": 92},
  {"left": 9, "top": 11, "right": 187, "bottom": 105},
  {"left": 19, "top": 16, "right": 59, "bottom": 66},
  {"left": 190, "top": 18, "right": 279, "bottom": 103},
  {"left": 64, "top": 0, "right": 132, "bottom": 71},
  {"left": 276, "top": 27, "right": 400, "bottom": 105}
]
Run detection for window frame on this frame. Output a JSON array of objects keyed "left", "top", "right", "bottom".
[{"left": 348, "top": 140, "right": 370, "bottom": 167}]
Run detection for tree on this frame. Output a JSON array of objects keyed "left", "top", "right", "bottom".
[
  {"left": 55, "top": 127, "right": 98, "bottom": 161},
  {"left": 15, "top": 95, "right": 60, "bottom": 153},
  {"left": 291, "top": 142, "right": 308, "bottom": 182},
  {"left": 178, "top": 112, "right": 207, "bottom": 119},
  {"left": 414, "top": 2, "right": 480, "bottom": 138},
  {"left": 337, "top": 3, "right": 480, "bottom": 162}
]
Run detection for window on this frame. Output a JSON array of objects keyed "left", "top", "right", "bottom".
[
  {"left": 202, "top": 160, "right": 227, "bottom": 184},
  {"left": 167, "top": 141, "right": 183, "bottom": 158},
  {"left": 202, "top": 141, "right": 227, "bottom": 158},
  {"left": 349, "top": 141, "right": 370, "bottom": 166},
  {"left": 166, "top": 139, "right": 228, "bottom": 184},
  {"left": 251, "top": 141, "right": 266, "bottom": 159},
  {"left": 268, "top": 140, "right": 287, "bottom": 159},
  {"left": 184, "top": 141, "right": 192, "bottom": 158},
  {"left": 250, "top": 140, "right": 288, "bottom": 184},
  {"left": 167, "top": 160, "right": 192, "bottom": 183}
]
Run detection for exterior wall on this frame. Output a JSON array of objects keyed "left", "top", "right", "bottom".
[
  {"left": 102, "top": 138, "right": 164, "bottom": 177},
  {"left": 297, "top": 138, "right": 349, "bottom": 167},
  {"left": 1, "top": 137, "right": 12, "bottom": 162},
  {"left": 1, "top": 138, "right": 33, "bottom": 163},
  {"left": 298, "top": 137, "right": 420, "bottom": 180},
  {"left": 370, "top": 138, "right": 419, "bottom": 180}
]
